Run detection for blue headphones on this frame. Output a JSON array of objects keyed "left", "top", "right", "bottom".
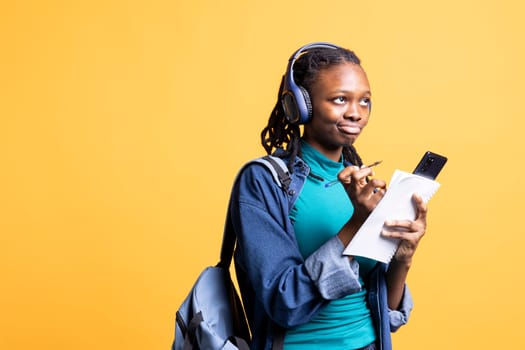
[{"left": 281, "top": 42, "right": 341, "bottom": 125}]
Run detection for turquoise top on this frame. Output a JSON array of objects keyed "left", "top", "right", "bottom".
[{"left": 285, "top": 140, "right": 376, "bottom": 350}]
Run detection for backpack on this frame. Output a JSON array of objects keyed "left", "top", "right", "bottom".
[{"left": 172, "top": 156, "right": 291, "bottom": 350}]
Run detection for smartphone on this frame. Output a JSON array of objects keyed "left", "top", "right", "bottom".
[{"left": 413, "top": 151, "right": 448, "bottom": 180}]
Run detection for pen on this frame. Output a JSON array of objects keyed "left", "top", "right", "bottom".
[{"left": 324, "top": 160, "right": 383, "bottom": 188}]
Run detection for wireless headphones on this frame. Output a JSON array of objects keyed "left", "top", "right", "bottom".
[{"left": 281, "top": 42, "right": 341, "bottom": 125}]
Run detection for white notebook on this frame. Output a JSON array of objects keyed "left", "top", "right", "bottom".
[{"left": 343, "top": 170, "right": 441, "bottom": 263}]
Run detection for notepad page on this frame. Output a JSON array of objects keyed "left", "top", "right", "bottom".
[{"left": 343, "top": 170, "right": 441, "bottom": 263}]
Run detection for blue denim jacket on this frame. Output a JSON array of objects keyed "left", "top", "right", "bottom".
[{"left": 226, "top": 154, "right": 413, "bottom": 350}]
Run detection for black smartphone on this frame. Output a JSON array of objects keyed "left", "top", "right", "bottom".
[{"left": 413, "top": 151, "right": 448, "bottom": 180}]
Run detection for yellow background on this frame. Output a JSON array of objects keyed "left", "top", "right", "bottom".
[{"left": 1, "top": 0, "right": 524, "bottom": 349}]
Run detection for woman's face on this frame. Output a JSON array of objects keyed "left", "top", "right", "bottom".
[{"left": 303, "top": 62, "right": 371, "bottom": 161}]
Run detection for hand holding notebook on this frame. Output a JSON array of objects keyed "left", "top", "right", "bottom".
[{"left": 343, "top": 152, "right": 446, "bottom": 263}]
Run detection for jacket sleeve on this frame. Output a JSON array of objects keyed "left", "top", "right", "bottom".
[
  {"left": 388, "top": 284, "right": 413, "bottom": 332},
  {"left": 230, "top": 163, "right": 361, "bottom": 328}
]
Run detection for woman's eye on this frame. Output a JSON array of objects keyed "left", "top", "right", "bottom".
[
  {"left": 359, "top": 98, "right": 371, "bottom": 107},
  {"left": 334, "top": 96, "right": 346, "bottom": 104}
]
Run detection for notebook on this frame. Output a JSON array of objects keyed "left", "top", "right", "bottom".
[{"left": 343, "top": 170, "right": 441, "bottom": 263}]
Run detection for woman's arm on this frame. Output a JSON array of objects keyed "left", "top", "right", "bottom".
[
  {"left": 231, "top": 163, "right": 363, "bottom": 327},
  {"left": 337, "top": 165, "right": 428, "bottom": 310},
  {"left": 383, "top": 194, "right": 428, "bottom": 309},
  {"left": 337, "top": 165, "right": 387, "bottom": 246}
]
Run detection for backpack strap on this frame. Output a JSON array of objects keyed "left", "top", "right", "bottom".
[
  {"left": 253, "top": 155, "right": 291, "bottom": 193},
  {"left": 219, "top": 155, "right": 291, "bottom": 268},
  {"left": 217, "top": 155, "right": 291, "bottom": 350}
]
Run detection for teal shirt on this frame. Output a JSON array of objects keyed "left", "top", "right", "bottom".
[{"left": 285, "top": 140, "right": 376, "bottom": 350}]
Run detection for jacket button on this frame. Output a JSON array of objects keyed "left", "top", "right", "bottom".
[{"left": 288, "top": 189, "right": 296, "bottom": 195}]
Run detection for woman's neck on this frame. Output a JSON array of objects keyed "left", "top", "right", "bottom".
[{"left": 301, "top": 138, "right": 343, "bottom": 162}]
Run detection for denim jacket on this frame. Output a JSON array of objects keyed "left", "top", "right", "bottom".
[{"left": 226, "top": 154, "right": 413, "bottom": 350}]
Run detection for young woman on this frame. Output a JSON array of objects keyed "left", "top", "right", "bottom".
[{"left": 225, "top": 42, "right": 428, "bottom": 350}]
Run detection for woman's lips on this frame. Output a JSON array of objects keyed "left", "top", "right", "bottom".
[{"left": 337, "top": 123, "right": 361, "bottom": 135}]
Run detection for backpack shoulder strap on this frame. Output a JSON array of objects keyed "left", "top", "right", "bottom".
[
  {"left": 219, "top": 156, "right": 291, "bottom": 350},
  {"left": 219, "top": 155, "right": 291, "bottom": 268},
  {"left": 252, "top": 155, "right": 291, "bottom": 192}
]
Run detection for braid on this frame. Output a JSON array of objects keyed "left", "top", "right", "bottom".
[
  {"left": 260, "top": 45, "right": 365, "bottom": 170},
  {"left": 343, "top": 145, "right": 364, "bottom": 167}
]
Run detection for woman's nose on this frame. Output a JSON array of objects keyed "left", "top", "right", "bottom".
[{"left": 344, "top": 103, "right": 361, "bottom": 121}]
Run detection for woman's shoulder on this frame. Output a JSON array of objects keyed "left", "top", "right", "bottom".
[{"left": 237, "top": 155, "right": 289, "bottom": 186}]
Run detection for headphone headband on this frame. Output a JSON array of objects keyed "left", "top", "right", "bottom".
[
  {"left": 287, "top": 42, "right": 341, "bottom": 62},
  {"left": 281, "top": 42, "right": 341, "bottom": 124}
]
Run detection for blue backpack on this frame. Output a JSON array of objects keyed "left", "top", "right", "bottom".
[{"left": 172, "top": 156, "right": 290, "bottom": 350}]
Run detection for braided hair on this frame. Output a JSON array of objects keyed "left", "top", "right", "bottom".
[{"left": 260, "top": 46, "right": 365, "bottom": 171}]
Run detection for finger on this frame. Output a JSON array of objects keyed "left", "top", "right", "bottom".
[
  {"left": 412, "top": 193, "right": 428, "bottom": 222},
  {"left": 350, "top": 167, "right": 375, "bottom": 186},
  {"left": 362, "top": 178, "right": 387, "bottom": 197},
  {"left": 354, "top": 166, "right": 374, "bottom": 179},
  {"left": 337, "top": 165, "right": 360, "bottom": 184},
  {"left": 384, "top": 218, "right": 413, "bottom": 229},
  {"left": 382, "top": 224, "right": 424, "bottom": 244},
  {"left": 381, "top": 227, "right": 419, "bottom": 240},
  {"left": 338, "top": 166, "right": 373, "bottom": 186},
  {"left": 383, "top": 220, "right": 426, "bottom": 245}
]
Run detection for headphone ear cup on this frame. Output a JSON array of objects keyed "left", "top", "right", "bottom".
[
  {"left": 298, "top": 86, "right": 313, "bottom": 124},
  {"left": 282, "top": 42, "right": 341, "bottom": 124}
]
